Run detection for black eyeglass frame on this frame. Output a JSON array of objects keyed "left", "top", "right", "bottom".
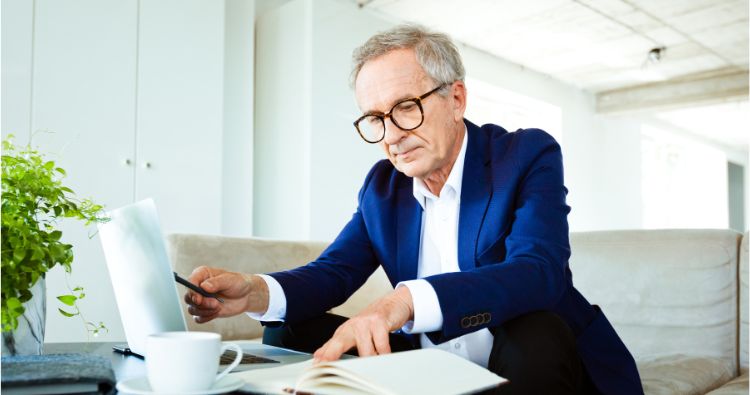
[{"left": 353, "top": 83, "right": 447, "bottom": 144}]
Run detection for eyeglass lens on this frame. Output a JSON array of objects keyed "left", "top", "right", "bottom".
[{"left": 357, "top": 100, "right": 423, "bottom": 143}]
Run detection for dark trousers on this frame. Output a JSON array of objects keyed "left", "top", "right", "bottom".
[{"left": 263, "top": 311, "right": 599, "bottom": 395}]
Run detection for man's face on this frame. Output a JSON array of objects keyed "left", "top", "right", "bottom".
[{"left": 354, "top": 49, "right": 465, "bottom": 180}]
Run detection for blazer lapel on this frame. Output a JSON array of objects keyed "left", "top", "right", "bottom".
[
  {"left": 458, "top": 121, "right": 492, "bottom": 271},
  {"left": 396, "top": 176, "right": 422, "bottom": 282}
]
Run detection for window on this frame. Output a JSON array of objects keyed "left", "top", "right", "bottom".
[
  {"left": 641, "top": 124, "right": 728, "bottom": 229},
  {"left": 463, "top": 77, "right": 562, "bottom": 143}
]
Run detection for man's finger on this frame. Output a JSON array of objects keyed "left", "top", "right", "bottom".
[
  {"left": 372, "top": 326, "right": 391, "bottom": 355},
  {"left": 315, "top": 337, "right": 349, "bottom": 363},
  {"left": 193, "top": 312, "right": 219, "bottom": 323},
  {"left": 199, "top": 272, "right": 236, "bottom": 293},
  {"left": 188, "top": 266, "right": 213, "bottom": 284},
  {"left": 354, "top": 325, "right": 376, "bottom": 357},
  {"left": 188, "top": 304, "right": 220, "bottom": 317},
  {"left": 185, "top": 291, "right": 205, "bottom": 306}
]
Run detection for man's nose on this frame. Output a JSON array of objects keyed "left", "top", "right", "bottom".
[{"left": 382, "top": 117, "right": 407, "bottom": 145}]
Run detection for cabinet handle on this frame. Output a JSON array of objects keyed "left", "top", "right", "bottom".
[
  {"left": 124, "top": 159, "right": 132, "bottom": 166},
  {"left": 143, "top": 162, "right": 152, "bottom": 169}
]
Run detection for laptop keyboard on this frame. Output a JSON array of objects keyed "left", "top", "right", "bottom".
[{"left": 220, "top": 349, "right": 279, "bottom": 365}]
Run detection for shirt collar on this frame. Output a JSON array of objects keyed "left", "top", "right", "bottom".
[{"left": 412, "top": 126, "right": 468, "bottom": 210}]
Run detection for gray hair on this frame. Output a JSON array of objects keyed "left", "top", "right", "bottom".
[{"left": 350, "top": 24, "right": 465, "bottom": 90}]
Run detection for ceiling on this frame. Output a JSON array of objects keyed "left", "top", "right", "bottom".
[
  {"left": 361, "top": 0, "right": 748, "bottom": 92},
  {"left": 358, "top": 0, "right": 749, "bottom": 150}
]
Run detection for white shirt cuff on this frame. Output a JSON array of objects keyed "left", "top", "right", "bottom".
[
  {"left": 396, "top": 280, "right": 443, "bottom": 333},
  {"left": 245, "top": 274, "right": 287, "bottom": 322}
]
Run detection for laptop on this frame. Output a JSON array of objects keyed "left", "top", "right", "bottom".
[{"left": 98, "top": 198, "right": 311, "bottom": 371}]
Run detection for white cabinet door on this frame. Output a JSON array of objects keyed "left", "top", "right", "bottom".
[
  {"left": 32, "top": 0, "right": 139, "bottom": 342},
  {"left": 136, "top": 0, "right": 224, "bottom": 235},
  {"left": 1, "top": 0, "right": 34, "bottom": 142},
  {"left": 11, "top": 0, "right": 227, "bottom": 344}
]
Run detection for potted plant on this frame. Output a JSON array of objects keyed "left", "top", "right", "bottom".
[{"left": 1, "top": 135, "right": 107, "bottom": 355}]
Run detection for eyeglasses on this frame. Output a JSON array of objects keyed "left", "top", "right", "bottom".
[{"left": 353, "top": 84, "right": 446, "bottom": 144}]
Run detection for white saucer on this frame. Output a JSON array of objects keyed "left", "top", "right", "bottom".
[{"left": 116, "top": 375, "right": 245, "bottom": 395}]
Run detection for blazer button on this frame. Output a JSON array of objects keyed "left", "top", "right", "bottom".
[
  {"left": 470, "top": 315, "right": 479, "bottom": 327},
  {"left": 461, "top": 317, "right": 471, "bottom": 328},
  {"left": 483, "top": 313, "right": 491, "bottom": 324}
]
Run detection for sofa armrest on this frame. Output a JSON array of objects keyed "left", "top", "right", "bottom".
[{"left": 705, "top": 372, "right": 749, "bottom": 395}]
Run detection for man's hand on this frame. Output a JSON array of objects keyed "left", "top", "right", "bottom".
[
  {"left": 313, "top": 286, "right": 414, "bottom": 363},
  {"left": 183, "top": 266, "right": 269, "bottom": 323}
]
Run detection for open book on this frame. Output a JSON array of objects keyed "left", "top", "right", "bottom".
[{"left": 231, "top": 348, "right": 507, "bottom": 395}]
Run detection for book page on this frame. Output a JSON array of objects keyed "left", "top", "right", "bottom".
[
  {"left": 297, "top": 349, "right": 505, "bottom": 395},
  {"left": 230, "top": 360, "right": 312, "bottom": 394},
  {"left": 231, "top": 349, "right": 506, "bottom": 395},
  {"left": 296, "top": 366, "right": 386, "bottom": 395}
]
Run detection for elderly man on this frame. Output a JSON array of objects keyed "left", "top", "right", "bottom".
[{"left": 185, "top": 25, "right": 643, "bottom": 394}]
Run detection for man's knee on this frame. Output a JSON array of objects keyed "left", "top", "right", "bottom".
[
  {"left": 494, "top": 311, "right": 578, "bottom": 366},
  {"left": 502, "top": 311, "right": 576, "bottom": 348},
  {"left": 488, "top": 311, "right": 584, "bottom": 394}
]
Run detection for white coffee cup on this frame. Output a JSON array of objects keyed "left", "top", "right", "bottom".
[{"left": 145, "top": 331, "right": 243, "bottom": 393}]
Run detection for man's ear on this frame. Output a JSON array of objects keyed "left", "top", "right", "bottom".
[{"left": 450, "top": 80, "right": 467, "bottom": 122}]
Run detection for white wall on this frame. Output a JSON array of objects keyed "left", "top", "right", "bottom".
[
  {"left": 222, "top": 0, "right": 255, "bottom": 236},
  {"left": 1, "top": 0, "right": 33, "bottom": 143},
  {"left": 254, "top": 0, "right": 390, "bottom": 241}
]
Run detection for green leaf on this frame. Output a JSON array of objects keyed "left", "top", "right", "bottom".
[
  {"left": 1, "top": 136, "right": 107, "bottom": 333},
  {"left": 56, "top": 294, "right": 77, "bottom": 306},
  {"left": 57, "top": 308, "right": 77, "bottom": 317},
  {"left": 6, "top": 297, "right": 22, "bottom": 310},
  {"left": 49, "top": 230, "right": 62, "bottom": 241}
]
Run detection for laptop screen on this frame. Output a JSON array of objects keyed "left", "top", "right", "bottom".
[{"left": 98, "top": 199, "right": 187, "bottom": 356}]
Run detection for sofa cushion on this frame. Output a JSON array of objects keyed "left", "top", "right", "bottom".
[
  {"left": 638, "top": 354, "right": 734, "bottom": 395},
  {"left": 569, "top": 230, "right": 741, "bottom": 373},
  {"left": 705, "top": 372, "right": 749, "bottom": 395}
]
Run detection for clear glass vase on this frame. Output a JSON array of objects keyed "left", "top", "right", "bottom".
[{"left": 1, "top": 280, "right": 46, "bottom": 356}]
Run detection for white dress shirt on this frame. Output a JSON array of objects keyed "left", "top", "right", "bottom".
[
  {"left": 249, "top": 127, "right": 494, "bottom": 367},
  {"left": 396, "top": 128, "right": 494, "bottom": 367}
]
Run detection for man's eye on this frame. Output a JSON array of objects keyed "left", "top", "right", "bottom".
[{"left": 396, "top": 102, "right": 417, "bottom": 112}]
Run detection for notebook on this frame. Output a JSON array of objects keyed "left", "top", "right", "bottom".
[
  {"left": 97, "top": 198, "right": 310, "bottom": 370},
  {"left": 1, "top": 353, "right": 115, "bottom": 395},
  {"left": 232, "top": 348, "right": 507, "bottom": 395}
]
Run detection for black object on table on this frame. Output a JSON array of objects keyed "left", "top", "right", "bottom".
[{"left": 1, "top": 352, "right": 116, "bottom": 395}]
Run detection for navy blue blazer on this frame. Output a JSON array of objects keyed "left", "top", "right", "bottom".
[{"left": 269, "top": 119, "right": 643, "bottom": 394}]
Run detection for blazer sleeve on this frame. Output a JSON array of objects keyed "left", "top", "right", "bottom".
[
  {"left": 424, "top": 129, "right": 572, "bottom": 343},
  {"left": 266, "top": 163, "right": 383, "bottom": 325}
]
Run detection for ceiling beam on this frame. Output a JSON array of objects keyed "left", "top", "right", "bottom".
[{"left": 596, "top": 70, "right": 749, "bottom": 114}]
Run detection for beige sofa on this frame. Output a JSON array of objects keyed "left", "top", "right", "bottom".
[{"left": 167, "top": 229, "right": 749, "bottom": 395}]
